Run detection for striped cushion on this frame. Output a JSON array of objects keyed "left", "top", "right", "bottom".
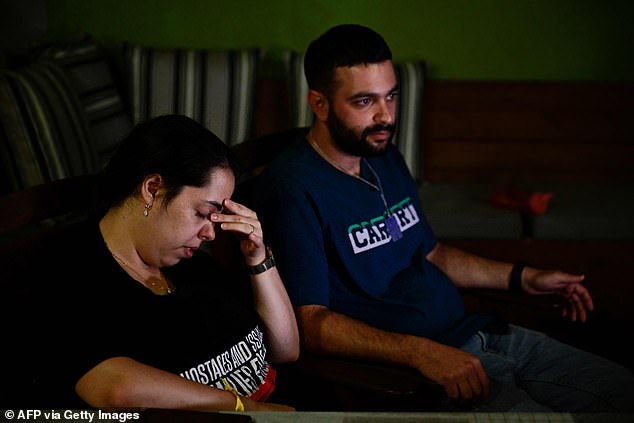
[
  {"left": 284, "top": 51, "right": 427, "bottom": 184},
  {"left": 125, "top": 45, "right": 260, "bottom": 146},
  {"left": 43, "top": 36, "right": 133, "bottom": 168},
  {"left": 394, "top": 61, "right": 426, "bottom": 185},
  {"left": 0, "top": 60, "right": 97, "bottom": 193},
  {"left": 284, "top": 50, "right": 314, "bottom": 129}
]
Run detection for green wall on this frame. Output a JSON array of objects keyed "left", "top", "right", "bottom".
[{"left": 47, "top": 0, "right": 634, "bottom": 81}]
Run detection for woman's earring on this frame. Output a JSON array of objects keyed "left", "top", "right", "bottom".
[{"left": 144, "top": 191, "right": 156, "bottom": 217}]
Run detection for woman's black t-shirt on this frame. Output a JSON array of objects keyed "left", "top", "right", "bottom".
[{"left": 34, "top": 220, "right": 271, "bottom": 408}]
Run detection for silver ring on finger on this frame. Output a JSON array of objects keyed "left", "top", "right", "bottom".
[{"left": 249, "top": 224, "right": 255, "bottom": 235}]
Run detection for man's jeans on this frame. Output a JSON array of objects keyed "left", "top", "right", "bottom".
[{"left": 453, "top": 324, "right": 634, "bottom": 412}]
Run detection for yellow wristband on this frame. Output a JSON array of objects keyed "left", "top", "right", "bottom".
[
  {"left": 221, "top": 378, "right": 245, "bottom": 412},
  {"left": 233, "top": 392, "right": 245, "bottom": 412}
]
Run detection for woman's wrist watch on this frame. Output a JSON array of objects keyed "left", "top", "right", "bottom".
[{"left": 247, "top": 246, "right": 276, "bottom": 275}]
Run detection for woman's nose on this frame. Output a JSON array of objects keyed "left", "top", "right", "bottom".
[{"left": 199, "top": 221, "right": 216, "bottom": 241}]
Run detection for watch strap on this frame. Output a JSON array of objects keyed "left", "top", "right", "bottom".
[{"left": 247, "top": 247, "right": 276, "bottom": 275}]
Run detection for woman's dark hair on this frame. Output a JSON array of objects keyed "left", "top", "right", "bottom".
[
  {"left": 97, "top": 114, "right": 240, "bottom": 216},
  {"left": 304, "top": 24, "right": 392, "bottom": 96}
]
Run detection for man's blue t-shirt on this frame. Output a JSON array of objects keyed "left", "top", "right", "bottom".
[{"left": 255, "top": 136, "right": 489, "bottom": 347}]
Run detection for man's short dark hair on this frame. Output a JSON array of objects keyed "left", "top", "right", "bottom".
[{"left": 304, "top": 24, "right": 393, "bottom": 95}]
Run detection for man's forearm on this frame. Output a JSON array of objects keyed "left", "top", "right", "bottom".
[
  {"left": 295, "top": 304, "right": 490, "bottom": 399},
  {"left": 297, "top": 304, "right": 434, "bottom": 368},
  {"left": 426, "top": 243, "right": 513, "bottom": 290}
]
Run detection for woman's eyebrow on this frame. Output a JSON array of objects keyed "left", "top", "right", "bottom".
[{"left": 206, "top": 200, "right": 223, "bottom": 210}]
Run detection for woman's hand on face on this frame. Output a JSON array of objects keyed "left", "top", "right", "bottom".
[{"left": 209, "top": 199, "right": 266, "bottom": 266}]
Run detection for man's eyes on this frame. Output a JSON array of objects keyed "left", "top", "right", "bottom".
[
  {"left": 354, "top": 98, "right": 372, "bottom": 106},
  {"left": 353, "top": 93, "right": 398, "bottom": 107}
]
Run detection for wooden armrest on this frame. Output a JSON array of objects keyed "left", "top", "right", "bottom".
[
  {"left": 290, "top": 353, "right": 437, "bottom": 396},
  {"left": 0, "top": 174, "right": 96, "bottom": 236},
  {"left": 274, "top": 352, "right": 445, "bottom": 411}
]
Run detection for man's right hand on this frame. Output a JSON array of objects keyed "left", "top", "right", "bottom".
[
  {"left": 412, "top": 342, "right": 489, "bottom": 403},
  {"left": 298, "top": 305, "right": 490, "bottom": 404}
]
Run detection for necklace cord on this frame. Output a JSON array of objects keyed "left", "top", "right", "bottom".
[
  {"left": 309, "top": 134, "right": 392, "bottom": 217},
  {"left": 110, "top": 250, "right": 176, "bottom": 295}
]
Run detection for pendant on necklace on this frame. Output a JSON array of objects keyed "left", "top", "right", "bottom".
[
  {"left": 386, "top": 215, "right": 403, "bottom": 242},
  {"left": 146, "top": 276, "right": 176, "bottom": 296},
  {"left": 111, "top": 252, "right": 176, "bottom": 295}
]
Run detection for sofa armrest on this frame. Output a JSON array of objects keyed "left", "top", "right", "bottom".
[{"left": 274, "top": 352, "right": 445, "bottom": 411}]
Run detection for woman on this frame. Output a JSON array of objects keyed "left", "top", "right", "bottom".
[{"left": 35, "top": 115, "right": 299, "bottom": 412}]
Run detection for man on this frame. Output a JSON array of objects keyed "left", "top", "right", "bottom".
[{"left": 254, "top": 24, "right": 634, "bottom": 412}]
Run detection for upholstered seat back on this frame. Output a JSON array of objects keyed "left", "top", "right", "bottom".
[
  {"left": 125, "top": 45, "right": 260, "bottom": 147},
  {"left": 0, "top": 35, "right": 132, "bottom": 194},
  {"left": 0, "top": 38, "right": 263, "bottom": 195},
  {"left": 45, "top": 37, "right": 133, "bottom": 168},
  {"left": 0, "top": 60, "right": 97, "bottom": 193}
]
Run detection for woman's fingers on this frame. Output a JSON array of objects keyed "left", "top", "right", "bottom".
[{"left": 222, "top": 198, "right": 256, "bottom": 218}]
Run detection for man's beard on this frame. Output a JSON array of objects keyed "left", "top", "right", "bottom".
[{"left": 327, "top": 110, "right": 395, "bottom": 157}]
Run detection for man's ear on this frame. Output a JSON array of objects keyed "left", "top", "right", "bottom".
[{"left": 307, "top": 89, "right": 329, "bottom": 122}]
